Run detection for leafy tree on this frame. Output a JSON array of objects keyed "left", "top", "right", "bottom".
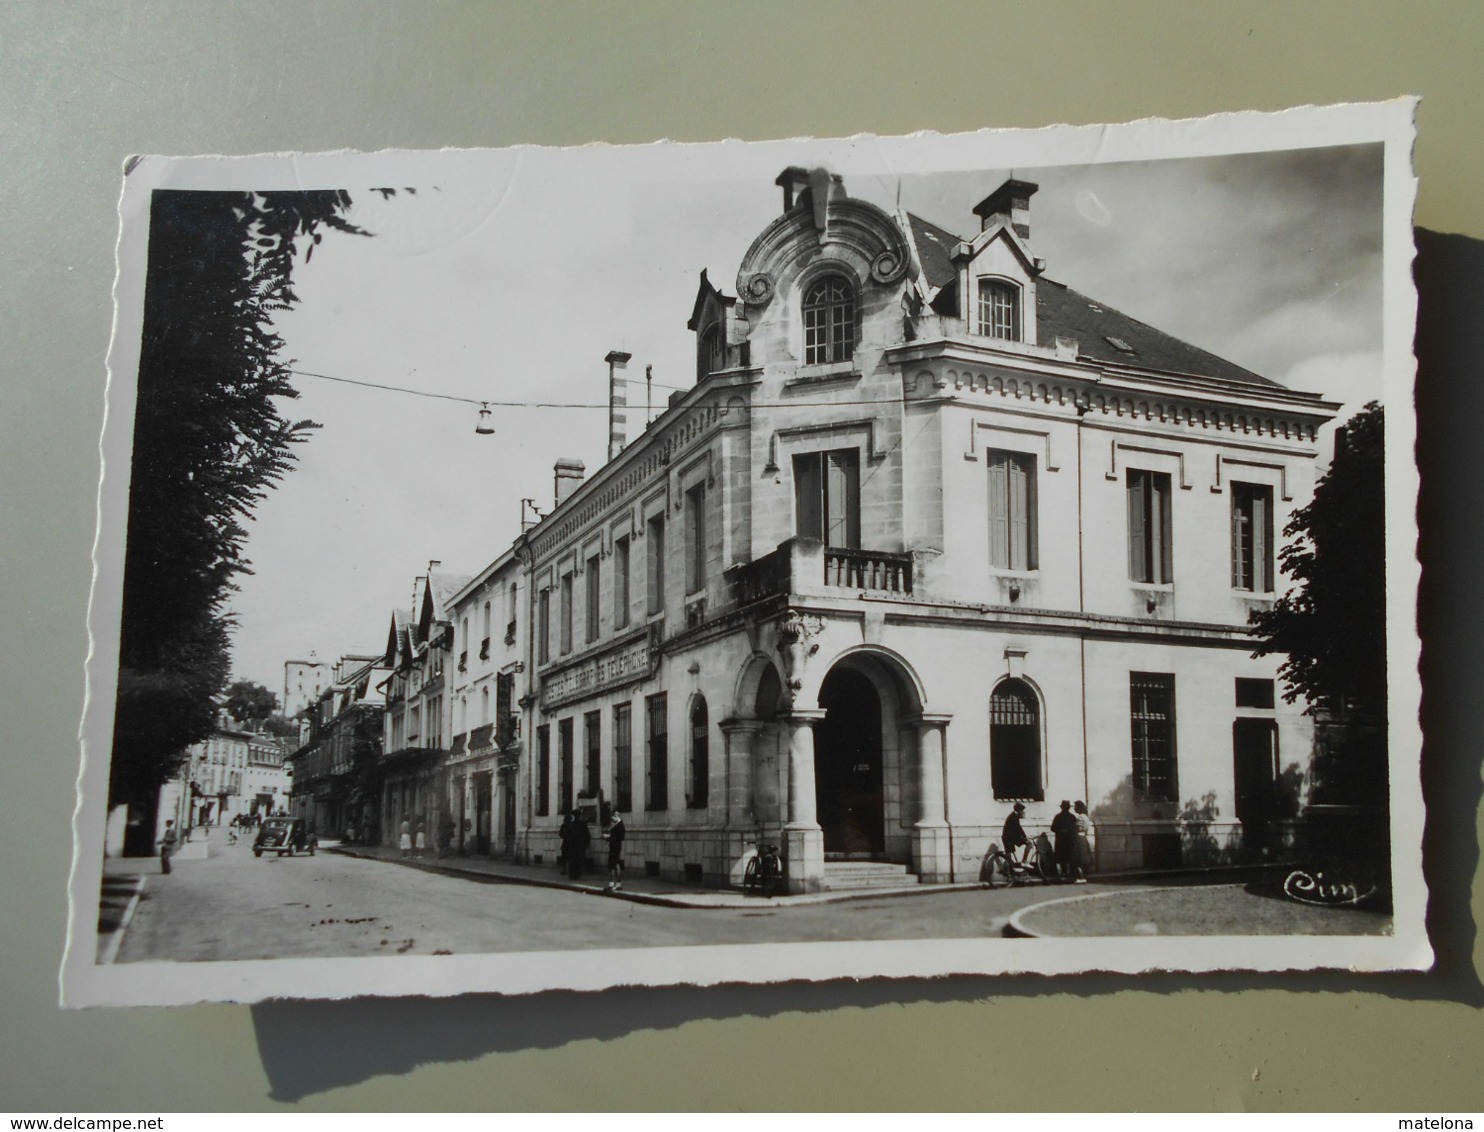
[
  {"left": 110, "top": 189, "right": 369, "bottom": 850},
  {"left": 1250, "top": 402, "right": 1386, "bottom": 805},
  {"left": 224, "top": 679, "right": 279, "bottom": 724},
  {"left": 262, "top": 713, "right": 301, "bottom": 739}
]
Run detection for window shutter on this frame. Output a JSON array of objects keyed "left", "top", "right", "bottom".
[
  {"left": 1256, "top": 488, "right": 1272, "bottom": 592},
  {"left": 988, "top": 454, "right": 1009, "bottom": 569},
  {"left": 1008, "top": 455, "right": 1029, "bottom": 571},
  {"left": 1127, "top": 472, "right": 1146, "bottom": 582},
  {"left": 794, "top": 454, "right": 822, "bottom": 541},
  {"left": 1231, "top": 488, "right": 1245, "bottom": 589},
  {"left": 825, "top": 449, "right": 860, "bottom": 549},
  {"left": 1156, "top": 474, "right": 1173, "bottom": 583}
]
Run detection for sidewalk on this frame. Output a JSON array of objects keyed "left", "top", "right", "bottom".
[{"left": 327, "top": 842, "right": 985, "bottom": 909}]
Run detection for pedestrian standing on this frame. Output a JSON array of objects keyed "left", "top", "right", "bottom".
[
  {"left": 1051, "top": 800, "right": 1079, "bottom": 883},
  {"left": 1073, "top": 800, "right": 1095, "bottom": 883},
  {"left": 399, "top": 818, "right": 412, "bottom": 859},
  {"left": 568, "top": 810, "right": 591, "bottom": 881},
  {"left": 557, "top": 811, "right": 574, "bottom": 871},
  {"left": 415, "top": 820, "right": 428, "bottom": 858},
  {"left": 159, "top": 819, "right": 178, "bottom": 875},
  {"left": 1002, "top": 802, "right": 1029, "bottom": 862},
  {"left": 605, "top": 815, "right": 627, "bottom": 892}
]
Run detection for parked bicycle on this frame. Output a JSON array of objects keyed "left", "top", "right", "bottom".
[
  {"left": 981, "top": 832, "right": 1057, "bottom": 888},
  {"left": 741, "top": 838, "right": 784, "bottom": 897}
]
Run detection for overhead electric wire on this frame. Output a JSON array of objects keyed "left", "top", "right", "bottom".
[{"left": 286, "top": 366, "right": 909, "bottom": 413}]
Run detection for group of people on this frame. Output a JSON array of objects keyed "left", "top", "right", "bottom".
[
  {"left": 398, "top": 819, "right": 429, "bottom": 858},
  {"left": 557, "top": 810, "right": 626, "bottom": 891},
  {"left": 1002, "top": 799, "right": 1095, "bottom": 883}
]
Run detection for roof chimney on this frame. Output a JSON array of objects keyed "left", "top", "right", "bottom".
[
  {"left": 775, "top": 166, "right": 811, "bottom": 213},
  {"left": 605, "top": 350, "right": 631, "bottom": 462},
  {"left": 553, "top": 457, "right": 586, "bottom": 509},
  {"left": 973, "top": 179, "right": 1039, "bottom": 240}
]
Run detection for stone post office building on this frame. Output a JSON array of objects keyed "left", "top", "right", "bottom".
[{"left": 460, "top": 168, "right": 1338, "bottom": 892}]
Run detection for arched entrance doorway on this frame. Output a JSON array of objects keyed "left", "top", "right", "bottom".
[{"left": 815, "top": 666, "right": 885, "bottom": 856}]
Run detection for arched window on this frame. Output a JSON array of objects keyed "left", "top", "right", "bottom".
[
  {"left": 990, "top": 679, "right": 1042, "bottom": 801},
  {"left": 687, "top": 695, "right": 709, "bottom": 809},
  {"left": 978, "top": 278, "right": 1021, "bottom": 341},
  {"left": 802, "top": 274, "right": 856, "bottom": 365},
  {"left": 697, "top": 325, "right": 724, "bottom": 380}
]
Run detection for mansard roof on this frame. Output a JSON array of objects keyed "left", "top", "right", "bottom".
[
  {"left": 1035, "top": 278, "right": 1275, "bottom": 387},
  {"left": 902, "top": 208, "right": 1275, "bottom": 388},
  {"left": 904, "top": 212, "right": 959, "bottom": 292}
]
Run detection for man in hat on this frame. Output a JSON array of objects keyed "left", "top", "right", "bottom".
[{"left": 1002, "top": 802, "right": 1030, "bottom": 864}]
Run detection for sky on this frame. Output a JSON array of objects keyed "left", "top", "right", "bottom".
[{"left": 213, "top": 135, "right": 1387, "bottom": 697}]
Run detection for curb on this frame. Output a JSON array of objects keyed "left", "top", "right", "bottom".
[
  {"left": 327, "top": 846, "right": 987, "bottom": 909},
  {"left": 97, "top": 874, "right": 146, "bottom": 965},
  {"left": 1004, "top": 886, "right": 1158, "bottom": 938}
]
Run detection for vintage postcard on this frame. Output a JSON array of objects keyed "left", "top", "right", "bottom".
[{"left": 66, "top": 100, "right": 1425, "bottom": 1006}]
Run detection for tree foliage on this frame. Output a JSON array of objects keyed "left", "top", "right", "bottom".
[
  {"left": 110, "top": 189, "right": 368, "bottom": 821},
  {"left": 1250, "top": 402, "right": 1387, "bottom": 721},
  {"left": 224, "top": 679, "right": 280, "bottom": 723}
]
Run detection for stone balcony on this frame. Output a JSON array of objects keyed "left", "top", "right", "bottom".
[{"left": 726, "top": 538, "right": 915, "bottom": 608}]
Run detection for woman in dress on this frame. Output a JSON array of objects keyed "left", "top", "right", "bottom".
[
  {"left": 1073, "top": 800, "right": 1095, "bottom": 882},
  {"left": 399, "top": 818, "right": 412, "bottom": 859}
]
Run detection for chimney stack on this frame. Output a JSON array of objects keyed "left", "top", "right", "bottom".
[
  {"left": 605, "top": 350, "right": 632, "bottom": 462},
  {"left": 553, "top": 458, "right": 586, "bottom": 509},
  {"left": 973, "top": 179, "right": 1039, "bottom": 240}
]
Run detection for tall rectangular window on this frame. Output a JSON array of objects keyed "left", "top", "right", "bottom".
[
  {"left": 685, "top": 483, "right": 707, "bottom": 594},
  {"left": 1231, "top": 482, "right": 1275, "bottom": 592},
  {"left": 987, "top": 450, "right": 1037, "bottom": 570},
  {"left": 645, "top": 693, "right": 668, "bottom": 811},
  {"left": 495, "top": 672, "right": 514, "bottom": 746},
  {"left": 536, "top": 724, "right": 550, "bottom": 816},
  {"left": 583, "top": 710, "right": 602, "bottom": 797},
  {"left": 585, "top": 554, "right": 601, "bottom": 643},
  {"left": 613, "top": 702, "right": 633, "bottom": 812},
  {"left": 1127, "top": 469, "right": 1173, "bottom": 584},
  {"left": 559, "top": 572, "right": 574, "bottom": 655},
  {"left": 613, "top": 535, "right": 631, "bottom": 629},
  {"left": 647, "top": 514, "right": 666, "bottom": 615},
  {"left": 558, "top": 717, "right": 574, "bottom": 815},
  {"left": 794, "top": 448, "right": 860, "bottom": 548},
  {"left": 1130, "top": 673, "right": 1177, "bottom": 802},
  {"left": 537, "top": 587, "right": 550, "bottom": 664}
]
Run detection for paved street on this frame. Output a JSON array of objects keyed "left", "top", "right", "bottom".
[{"left": 104, "top": 832, "right": 1064, "bottom": 963}]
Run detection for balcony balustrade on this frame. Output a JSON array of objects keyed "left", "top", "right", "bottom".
[
  {"left": 726, "top": 539, "right": 914, "bottom": 607},
  {"left": 824, "top": 547, "right": 913, "bottom": 595}
]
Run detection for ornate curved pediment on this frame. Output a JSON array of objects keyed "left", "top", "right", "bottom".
[{"left": 736, "top": 197, "right": 909, "bottom": 311}]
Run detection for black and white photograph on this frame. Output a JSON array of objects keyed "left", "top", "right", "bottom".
[{"left": 66, "top": 101, "right": 1425, "bottom": 1006}]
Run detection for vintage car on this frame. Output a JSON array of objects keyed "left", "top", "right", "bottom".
[{"left": 252, "top": 816, "right": 316, "bottom": 858}]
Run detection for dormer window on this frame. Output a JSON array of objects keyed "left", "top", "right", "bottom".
[
  {"left": 697, "top": 325, "right": 724, "bottom": 381},
  {"left": 802, "top": 274, "right": 855, "bottom": 365},
  {"left": 978, "top": 278, "right": 1021, "bottom": 341}
]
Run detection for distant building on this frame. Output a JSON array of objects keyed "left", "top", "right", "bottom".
[
  {"left": 282, "top": 657, "right": 328, "bottom": 719},
  {"left": 286, "top": 653, "right": 388, "bottom": 836},
  {"left": 162, "top": 716, "right": 290, "bottom": 835},
  {"left": 379, "top": 566, "right": 468, "bottom": 848}
]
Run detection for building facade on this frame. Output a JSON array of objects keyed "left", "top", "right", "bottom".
[
  {"left": 378, "top": 566, "right": 468, "bottom": 848},
  {"left": 286, "top": 653, "right": 387, "bottom": 837},
  {"left": 283, "top": 658, "right": 328, "bottom": 719},
  {"left": 508, "top": 169, "right": 1336, "bottom": 891},
  {"left": 443, "top": 549, "right": 528, "bottom": 857}
]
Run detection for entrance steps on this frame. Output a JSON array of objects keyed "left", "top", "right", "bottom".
[{"left": 821, "top": 860, "right": 918, "bottom": 891}]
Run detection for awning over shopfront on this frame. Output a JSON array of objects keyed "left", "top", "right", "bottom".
[{"left": 468, "top": 723, "right": 495, "bottom": 755}]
